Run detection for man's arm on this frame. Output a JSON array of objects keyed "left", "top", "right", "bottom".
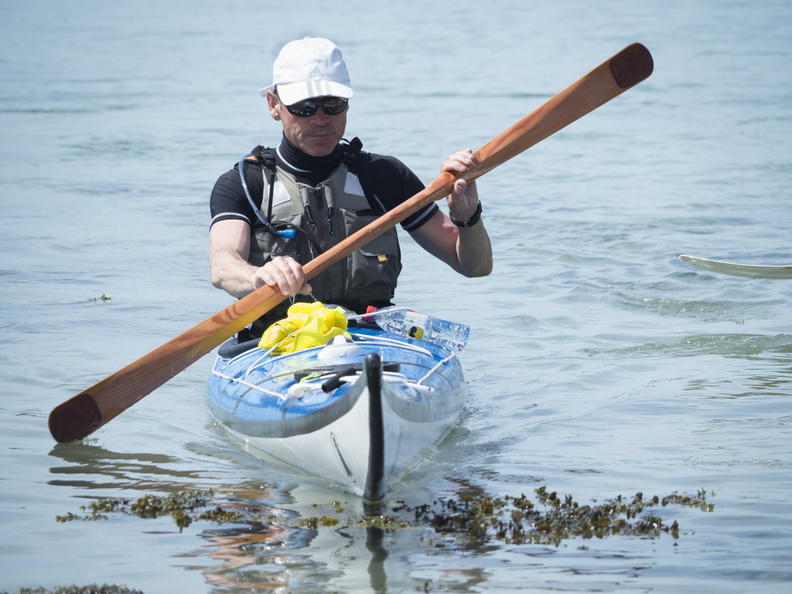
[
  {"left": 409, "top": 150, "right": 493, "bottom": 277},
  {"left": 209, "top": 219, "right": 311, "bottom": 298}
]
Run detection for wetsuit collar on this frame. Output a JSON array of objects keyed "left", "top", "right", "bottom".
[{"left": 276, "top": 135, "right": 344, "bottom": 180}]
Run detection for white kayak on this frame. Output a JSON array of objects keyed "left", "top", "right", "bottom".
[
  {"left": 679, "top": 255, "right": 792, "bottom": 279},
  {"left": 207, "top": 323, "right": 467, "bottom": 501}
]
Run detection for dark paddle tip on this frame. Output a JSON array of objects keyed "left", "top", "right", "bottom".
[
  {"left": 609, "top": 43, "right": 654, "bottom": 89},
  {"left": 48, "top": 392, "right": 103, "bottom": 443}
]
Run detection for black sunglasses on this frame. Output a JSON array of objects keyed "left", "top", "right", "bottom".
[{"left": 284, "top": 96, "right": 349, "bottom": 118}]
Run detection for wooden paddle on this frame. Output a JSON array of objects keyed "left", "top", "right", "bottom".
[{"left": 49, "top": 42, "right": 653, "bottom": 443}]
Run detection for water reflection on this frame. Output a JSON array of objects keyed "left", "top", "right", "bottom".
[
  {"left": 191, "top": 518, "right": 391, "bottom": 593},
  {"left": 196, "top": 522, "right": 318, "bottom": 591},
  {"left": 48, "top": 441, "right": 207, "bottom": 491},
  {"left": 47, "top": 441, "right": 397, "bottom": 592}
]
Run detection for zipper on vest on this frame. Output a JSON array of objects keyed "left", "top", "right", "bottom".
[
  {"left": 323, "top": 184, "right": 336, "bottom": 237},
  {"left": 327, "top": 207, "right": 335, "bottom": 235},
  {"left": 307, "top": 186, "right": 331, "bottom": 251},
  {"left": 304, "top": 202, "right": 316, "bottom": 227}
]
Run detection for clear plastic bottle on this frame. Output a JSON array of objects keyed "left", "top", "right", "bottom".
[{"left": 371, "top": 307, "right": 469, "bottom": 352}]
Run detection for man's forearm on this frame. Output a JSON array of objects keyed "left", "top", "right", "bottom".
[{"left": 210, "top": 249, "right": 258, "bottom": 298}]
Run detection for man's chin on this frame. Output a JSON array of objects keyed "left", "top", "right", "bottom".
[{"left": 303, "top": 138, "right": 338, "bottom": 156}]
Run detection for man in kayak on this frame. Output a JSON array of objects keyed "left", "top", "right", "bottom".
[{"left": 209, "top": 37, "right": 492, "bottom": 333}]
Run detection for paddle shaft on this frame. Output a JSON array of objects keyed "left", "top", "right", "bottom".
[{"left": 49, "top": 43, "right": 653, "bottom": 443}]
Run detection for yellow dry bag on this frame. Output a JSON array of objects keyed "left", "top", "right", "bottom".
[{"left": 258, "top": 301, "right": 350, "bottom": 354}]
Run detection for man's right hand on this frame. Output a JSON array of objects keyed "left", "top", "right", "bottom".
[{"left": 252, "top": 255, "right": 312, "bottom": 297}]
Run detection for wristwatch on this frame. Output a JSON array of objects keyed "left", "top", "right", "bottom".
[{"left": 450, "top": 202, "right": 483, "bottom": 228}]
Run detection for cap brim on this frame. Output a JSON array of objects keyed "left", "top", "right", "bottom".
[{"left": 264, "top": 80, "right": 353, "bottom": 105}]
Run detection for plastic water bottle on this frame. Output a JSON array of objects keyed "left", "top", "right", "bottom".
[{"left": 371, "top": 307, "right": 469, "bottom": 352}]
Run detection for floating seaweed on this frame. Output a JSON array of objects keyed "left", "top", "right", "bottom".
[
  {"left": 55, "top": 489, "right": 255, "bottom": 532},
  {"left": 414, "top": 487, "right": 714, "bottom": 546},
  {"left": 55, "top": 485, "right": 713, "bottom": 548},
  {"left": 1, "top": 586, "right": 142, "bottom": 594}
]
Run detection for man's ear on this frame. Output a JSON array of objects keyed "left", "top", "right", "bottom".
[{"left": 266, "top": 91, "right": 281, "bottom": 121}]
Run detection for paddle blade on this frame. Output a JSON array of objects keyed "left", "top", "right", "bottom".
[
  {"left": 48, "top": 286, "right": 288, "bottom": 442},
  {"left": 49, "top": 393, "right": 103, "bottom": 444},
  {"left": 467, "top": 43, "right": 653, "bottom": 180}
]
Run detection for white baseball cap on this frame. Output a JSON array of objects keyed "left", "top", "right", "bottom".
[{"left": 259, "top": 37, "right": 353, "bottom": 105}]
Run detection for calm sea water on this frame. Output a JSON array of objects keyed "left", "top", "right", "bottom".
[{"left": 1, "top": 0, "right": 790, "bottom": 592}]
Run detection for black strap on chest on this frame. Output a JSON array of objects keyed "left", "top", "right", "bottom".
[
  {"left": 340, "top": 138, "right": 382, "bottom": 213},
  {"left": 240, "top": 146, "right": 279, "bottom": 236}
]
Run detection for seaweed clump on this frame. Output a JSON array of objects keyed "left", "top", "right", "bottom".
[
  {"left": 55, "top": 486, "right": 714, "bottom": 547},
  {"left": 415, "top": 486, "right": 714, "bottom": 547},
  {"left": 1, "top": 586, "right": 142, "bottom": 594},
  {"left": 55, "top": 489, "right": 253, "bottom": 532}
]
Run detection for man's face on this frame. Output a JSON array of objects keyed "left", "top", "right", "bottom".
[{"left": 267, "top": 91, "right": 347, "bottom": 157}]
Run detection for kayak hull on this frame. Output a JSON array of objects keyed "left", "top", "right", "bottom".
[{"left": 207, "top": 328, "right": 466, "bottom": 500}]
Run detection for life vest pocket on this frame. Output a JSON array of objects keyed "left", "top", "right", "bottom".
[
  {"left": 248, "top": 213, "right": 307, "bottom": 267},
  {"left": 342, "top": 210, "right": 401, "bottom": 296}
]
